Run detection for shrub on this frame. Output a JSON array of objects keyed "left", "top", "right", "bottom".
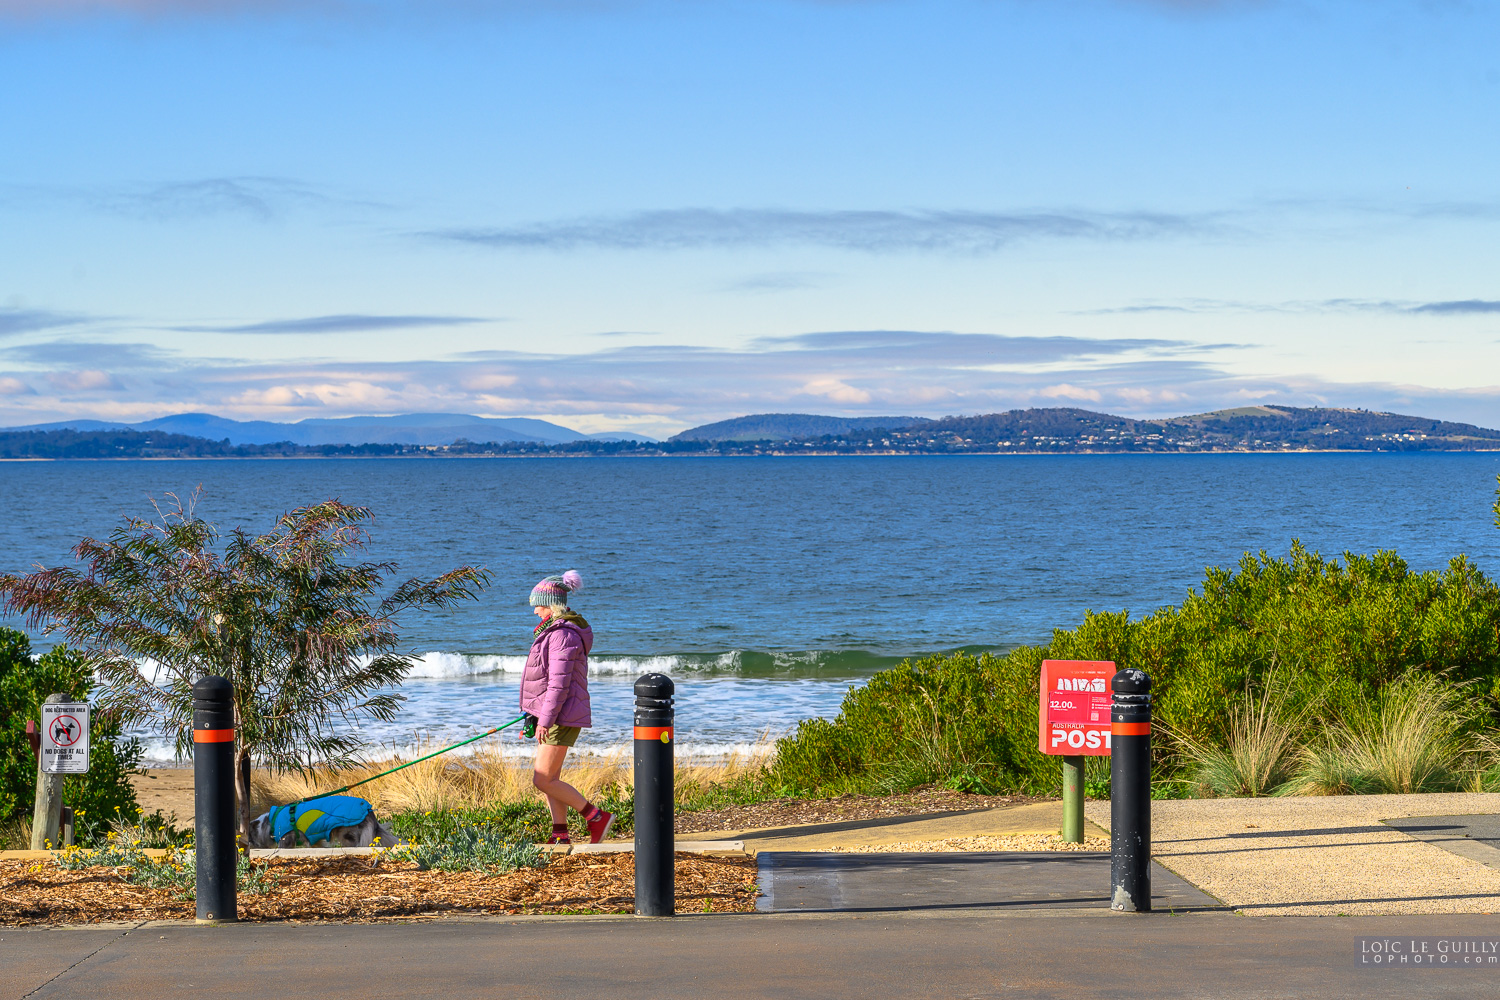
[
  {"left": 0, "top": 628, "right": 143, "bottom": 843},
  {"left": 770, "top": 648, "right": 1055, "bottom": 796},
  {"left": 52, "top": 839, "right": 280, "bottom": 897},
  {"left": 390, "top": 802, "right": 553, "bottom": 845},
  {"left": 771, "top": 542, "right": 1500, "bottom": 797},
  {"left": 393, "top": 826, "right": 548, "bottom": 873}
]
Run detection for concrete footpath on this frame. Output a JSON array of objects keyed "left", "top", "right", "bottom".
[
  {"left": 712, "top": 799, "right": 1108, "bottom": 853},
  {"left": 7, "top": 911, "right": 1500, "bottom": 999}
]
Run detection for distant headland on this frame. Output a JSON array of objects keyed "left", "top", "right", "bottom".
[{"left": 3, "top": 405, "right": 1498, "bottom": 459}]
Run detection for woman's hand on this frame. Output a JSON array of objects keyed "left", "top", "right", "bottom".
[{"left": 537, "top": 726, "right": 550, "bottom": 743}]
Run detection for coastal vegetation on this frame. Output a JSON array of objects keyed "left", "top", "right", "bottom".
[
  {"left": 5, "top": 482, "right": 1499, "bottom": 857},
  {"left": 0, "top": 631, "right": 143, "bottom": 847},
  {"left": 0, "top": 496, "right": 489, "bottom": 842},
  {"left": 768, "top": 479, "right": 1500, "bottom": 798}
]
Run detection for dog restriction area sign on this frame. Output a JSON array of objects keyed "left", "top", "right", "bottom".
[
  {"left": 1037, "top": 660, "right": 1115, "bottom": 756},
  {"left": 41, "top": 702, "right": 90, "bottom": 774}
]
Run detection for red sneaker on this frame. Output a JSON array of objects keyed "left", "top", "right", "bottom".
[{"left": 586, "top": 809, "right": 615, "bottom": 844}]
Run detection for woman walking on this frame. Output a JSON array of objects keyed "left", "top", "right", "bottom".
[{"left": 522, "top": 570, "right": 614, "bottom": 844}]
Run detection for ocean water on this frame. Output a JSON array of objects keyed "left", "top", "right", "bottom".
[{"left": 3, "top": 453, "right": 1498, "bottom": 762}]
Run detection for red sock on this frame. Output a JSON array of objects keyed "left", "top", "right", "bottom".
[
  {"left": 552, "top": 822, "right": 569, "bottom": 836},
  {"left": 581, "top": 802, "right": 601, "bottom": 821}
]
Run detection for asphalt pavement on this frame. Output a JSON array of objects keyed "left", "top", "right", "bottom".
[
  {"left": 8, "top": 911, "right": 1500, "bottom": 1000},
  {"left": 756, "top": 851, "right": 1217, "bottom": 912}
]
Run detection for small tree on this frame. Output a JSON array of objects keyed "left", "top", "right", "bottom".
[{"left": 0, "top": 495, "right": 489, "bottom": 840}]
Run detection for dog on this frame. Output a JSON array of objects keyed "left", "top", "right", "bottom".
[{"left": 247, "top": 794, "right": 400, "bottom": 849}]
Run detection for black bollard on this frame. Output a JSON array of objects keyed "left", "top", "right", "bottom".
[
  {"left": 633, "top": 672, "right": 675, "bottom": 917},
  {"left": 193, "top": 676, "right": 237, "bottom": 924},
  {"left": 1110, "top": 668, "right": 1152, "bottom": 912}
]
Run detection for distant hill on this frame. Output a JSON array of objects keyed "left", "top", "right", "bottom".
[
  {"left": 853, "top": 405, "right": 1500, "bottom": 451},
  {"left": 7, "top": 405, "right": 1496, "bottom": 459},
  {"left": 671, "top": 413, "right": 923, "bottom": 442},
  {"left": 674, "top": 405, "right": 1500, "bottom": 452},
  {"left": 8, "top": 412, "right": 659, "bottom": 447}
]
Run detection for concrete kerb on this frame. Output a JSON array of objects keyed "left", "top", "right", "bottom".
[{"left": 1, "top": 841, "right": 747, "bottom": 861}]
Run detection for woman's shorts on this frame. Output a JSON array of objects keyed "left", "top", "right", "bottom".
[{"left": 540, "top": 725, "right": 581, "bottom": 747}]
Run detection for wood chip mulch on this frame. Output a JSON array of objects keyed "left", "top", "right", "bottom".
[
  {"left": 0, "top": 853, "right": 759, "bottom": 925},
  {"left": 676, "top": 789, "right": 1045, "bottom": 834}
]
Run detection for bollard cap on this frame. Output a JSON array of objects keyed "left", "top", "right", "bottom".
[
  {"left": 634, "top": 673, "right": 674, "bottom": 701},
  {"left": 192, "top": 675, "right": 234, "bottom": 703},
  {"left": 1111, "top": 668, "right": 1151, "bottom": 695}
]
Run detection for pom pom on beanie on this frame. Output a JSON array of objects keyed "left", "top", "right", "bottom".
[{"left": 529, "top": 570, "right": 583, "bottom": 606}]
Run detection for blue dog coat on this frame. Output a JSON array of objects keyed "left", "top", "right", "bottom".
[{"left": 268, "top": 796, "right": 372, "bottom": 845}]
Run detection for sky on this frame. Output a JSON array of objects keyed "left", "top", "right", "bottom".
[{"left": 1, "top": 0, "right": 1497, "bottom": 438}]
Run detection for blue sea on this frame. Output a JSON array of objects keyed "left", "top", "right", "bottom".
[{"left": 3, "top": 453, "right": 1498, "bottom": 762}]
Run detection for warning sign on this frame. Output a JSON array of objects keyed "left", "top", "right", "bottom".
[
  {"left": 41, "top": 702, "right": 90, "bottom": 774},
  {"left": 1037, "top": 660, "right": 1115, "bottom": 756}
]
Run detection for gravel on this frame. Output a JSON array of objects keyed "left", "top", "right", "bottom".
[{"left": 1086, "top": 792, "right": 1500, "bottom": 916}]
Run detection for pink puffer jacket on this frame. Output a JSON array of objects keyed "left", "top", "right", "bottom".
[{"left": 520, "top": 621, "right": 594, "bottom": 729}]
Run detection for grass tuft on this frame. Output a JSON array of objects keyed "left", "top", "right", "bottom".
[{"left": 1285, "top": 671, "right": 1475, "bottom": 795}]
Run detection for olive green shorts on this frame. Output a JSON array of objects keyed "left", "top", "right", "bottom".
[{"left": 540, "top": 725, "right": 581, "bottom": 748}]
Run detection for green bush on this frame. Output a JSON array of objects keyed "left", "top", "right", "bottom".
[
  {"left": 771, "top": 542, "right": 1500, "bottom": 797},
  {"left": 391, "top": 802, "right": 553, "bottom": 845},
  {"left": 0, "top": 628, "right": 144, "bottom": 843},
  {"left": 52, "top": 841, "right": 280, "bottom": 898},
  {"left": 394, "top": 827, "right": 548, "bottom": 874}
]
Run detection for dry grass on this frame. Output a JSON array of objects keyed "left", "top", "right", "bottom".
[
  {"left": 1169, "top": 678, "right": 1307, "bottom": 798},
  {"left": 250, "top": 742, "right": 767, "bottom": 816},
  {"left": 1284, "top": 672, "right": 1474, "bottom": 796},
  {"left": 0, "top": 817, "right": 32, "bottom": 852}
]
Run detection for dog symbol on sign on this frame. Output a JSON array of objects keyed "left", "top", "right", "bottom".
[{"left": 50, "top": 717, "right": 81, "bottom": 747}]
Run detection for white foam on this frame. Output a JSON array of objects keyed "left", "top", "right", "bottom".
[
  {"left": 401, "top": 650, "right": 743, "bottom": 679},
  {"left": 134, "top": 737, "right": 779, "bottom": 766}
]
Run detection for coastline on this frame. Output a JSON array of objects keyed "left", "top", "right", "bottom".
[{"left": 4, "top": 447, "right": 1500, "bottom": 462}]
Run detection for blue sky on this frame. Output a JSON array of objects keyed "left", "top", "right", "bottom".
[{"left": 1, "top": 0, "right": 1497, "bottom": 437}]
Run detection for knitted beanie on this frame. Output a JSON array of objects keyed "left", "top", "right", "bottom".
[{"left": 529, "top": 570, "right": 583, "bottom": 607}]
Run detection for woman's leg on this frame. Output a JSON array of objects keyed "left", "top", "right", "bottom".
[{"left": 533, "top": 743, "right": 587, "bottom": 824}]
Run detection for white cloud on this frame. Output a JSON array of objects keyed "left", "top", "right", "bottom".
[
  {"left": 47, "top": 369, "right": 122, "bottom": 392},
  {"left": 1039, "top": 383, "right": 1103, "bottom": 402},
  {"left": 799, "top": 378, "right": 872, "bottom": 404}
]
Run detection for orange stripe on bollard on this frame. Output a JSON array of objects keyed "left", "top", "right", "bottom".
[
  {"left": 193, "top": 728, "right": 235, "bottom": 743},
  {"left": 1111, "top": 722, "right": 1151, "bottom": 736},
  {"left": 634, "top": 726, "right": 672, "bottom": 742}
]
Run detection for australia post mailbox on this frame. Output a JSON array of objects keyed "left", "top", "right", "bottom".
[
  {"left": 1039, "top": 659, "right": 1115, "bottom": 844},
  {"left": 1038, "top": 659, "right": 1115, "bottom": 755}
]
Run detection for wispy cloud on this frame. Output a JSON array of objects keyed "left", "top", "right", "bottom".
[
  {"left": 174, "top": 314, "right": 491, "bottom": 335},
  {"left": 2, "top": 176, "right": 378, "bottom": 222},
  {"left": 1082, "top": 296, "right": 1500, "bottom": 317},
  {"left": 1409, "top": 299, "right": 1500, "bottom": 315},
  {"left": 99, "top": 177, "right": 368, "bottom": 222},
  {"left": 0, "top": 308, "right": 93, "bottom": 337},
  {"left": 4, "top": 341, "right": 173, "bottom": 368},
  {"left": 46, "top": 369, "right": 124, "bottom": 392},
  {"left": 755, "top": 329, "right": 1196, "bottom": 365},
  {"left": 430, "top": 207, "right": 1226, "bottom": 255}
]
